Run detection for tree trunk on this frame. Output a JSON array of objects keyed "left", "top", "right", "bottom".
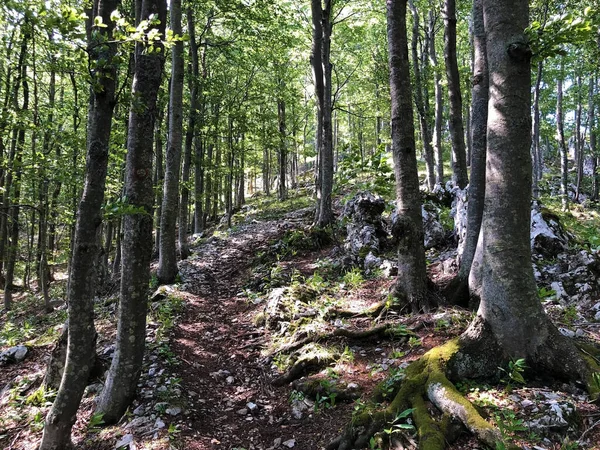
[
  {"left": 556, "top": 61, "right": 569, "bottom": 211},
  {"left": 443, "top": 0, "right": 468, "bottom": 188},
  {"left": 311, "top": 0, "right": 334, "bottom": 227},
  {"left": 453, "top": 0, "right": 487, "bottom": 303},
  {"left": 429, "top": 11, "right": 444, "bottom": 186},
  {"left": 408, "top": 0, "right": 435, "bottom": 191},
  {"left": 39, "top": 0, "right": 119, "bottom": 447},
  {"left": 387, "top": 0, "right": 429, "bottom": 313},
  {"left": 158, "top": 0, "right": 184, "bottom": 284},
  {"left": 468, "top": 0, "right": 592, "bottom": 383},
  {"left": 95, "top": 0, "right": 166, "bottom": 424},
  {"left": 590, "top": 76, "right": 598, "bottom": 200},
  {"left": 530, "top": 61, "right": 543, "bottom": 200},
  {"left": 278, "top": 97, "right": 287, "bottom": 201},
  {"left": 575, "top": 75, "right": 584, "bottom": 203},
  {"left": 153, "top": 107, "right": 164, "bottom": 256}
]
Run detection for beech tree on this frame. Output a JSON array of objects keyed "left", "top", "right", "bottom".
[
  {"left": 95, "top": 0, "right": 167, "bottom": 423},
  {"left": 157, "top": 0, "right": 184, "bottom": 283},
  {"left": 40, "top": 0, "right": 120, "bottom": 447},
  {"left": 332, "top": 0, "right": 599, "bottom": 447},
  {"left": 387, "top": 0, "right": 428, "bottom": 313},
  {"left": 311, "top": 0, "right": 334, "bottom": 227}
]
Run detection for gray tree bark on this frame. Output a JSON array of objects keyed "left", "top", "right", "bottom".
[
  {"left": 409, "top": 0, "right": 435, "bottom": 191},
  {"left": 311, "top": 0, "right": 334, "bottom": 227},
  {"left": 278, "top": 96, "right": 287, "bottom": 201},
  {"left": 443, "top": 0, "right": 468, "bottom": 188},
  {"left": 158, "top": 0, "right": 184, "bottom": 283},
  {"left": 428, "top": 10, "right": 444, "bottom": 186},
  {"left": 556, "top": 61, "right": 569, "bottom": 211},
  {"left": 466, "top": 0, "right": 593, "bottom": 383},
  {"left": 95, "top": 0, "right": 166, "bottom": 424},
  {"left": 454, "top": 0, "right": 487, "bottom": 304},
  {"left": 531, "top": 61, "right": 543, "bottom": 199},
  {"left": 387, "top": 0, "right": 429, "bottom": 312},
  {"left": 40, "top": 0, "right": 119, "bottom": 447}
]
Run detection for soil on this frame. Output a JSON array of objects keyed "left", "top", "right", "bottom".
[{"left": 1, "top": 203, "right": 600, "bottom": 450}]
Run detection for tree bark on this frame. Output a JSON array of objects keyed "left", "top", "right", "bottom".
[
  {"left": 409, "top": 0, "right": 435, "bottom": 191},
  {"left": 471, "top": 0, "right": 592, "bottom": 382},
  {"left": 443, "top": 0, "right": 468, "bottom": 188},
  {"left": 278, "top": 96, "right": 287, "bottom": 201},
  {"left": 40, "top": 0, "right": 119, "bottom": 447},
  {"left": 158, "top": 0, "right": 184, "bottom": 283},
  {"left": 590, "top": 76, "right": 598, "bottom": 200},
  {"left": 575, "top": 75, "right": 584, "bottom": 203},
  {"left": 455, "top": 0, "right": 487, "bottom": 302},
  {"left": 556, "top": 61, "right": 569, "bottom": 211},
  {"left": 311, "top": 0, "right": 334, "bottom": 227},
  {"left": 387, "top": 0, "right": 429, "bottom": 313},
  {"left": 95, "top": 0, "right": 166, "bottom": 424},
  {"left": 429, "top": 10, "right": 444, "bottom": 186},
  {"left": 531, "top": 61, "right": 543, "bottom": 199}
]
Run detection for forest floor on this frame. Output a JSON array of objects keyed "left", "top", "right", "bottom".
[{"left": 1, "top": 190, "right": 600, "bottom": 450}]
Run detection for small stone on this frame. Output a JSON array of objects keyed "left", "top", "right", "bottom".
[
  {"left": 226, "top": 376, "right": 235, "bottom": 385},
  {"left": 521, "top": 399, "right": 534, "bottom": 408},
  {"left": 347, "top": 382, "right": 359, "bottom": 390},
  {"left": 154, "top": 418, "right": 165, "bottom": 429},
  {"left": 115, "top": 434, "right": 134, "bottom": 448},
  {"left": 273, "top": 438, "right": 282, "bottom": 446},
  {"left": 133, "top": 405, "right": 145, "bottom": 416},
  {"left": 166, "top": 407, "right": 182, "bottom": 416},
  {"left": 236, "top": 408, "right": 248, "bottom": 415},
  {"left": 558, "top": 327, "right": 575, "bottom": 338},
  {"left": 247, "top": 402, "right": 258, "bottom": 411},
  {"left": 283, "top": 439, "right": 296, "bottom": 448}
]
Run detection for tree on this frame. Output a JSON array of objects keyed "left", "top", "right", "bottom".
[
  {"left": 40, "top": 0, "right": 119, "bottom": 447},
  {"left": 387, "top": 0, "right": 428, "bottom": 313},
  {"left": 443, "top": 0, "right": 468, "bottom": 188},
  {"left": 157, "top": 0, "right": 184, "bottom": 283},
  {"left": 452, "top": 0, "right": 487, "bottom": 303},
  {"left": 333, "top": 0, "right": 599, "bottom": 447},
  {"left": 95, "top": 0, "right": 167, "bottom": 423},
  {"left": 311, "top": 0, "right": 334, "bottom": 227}
]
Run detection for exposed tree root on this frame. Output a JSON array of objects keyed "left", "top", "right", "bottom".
[
  {"left": 271, "top": 323, "right": 412, "bottom": 359},
  {"left": 272, "top": 352, "right": 338, "bottom": 387},
  {"left": 331, "top": 324, "right": 600, "bottom": 450},
  {"left": 325, "top": 300, "right": 389, "bottom": 320}
]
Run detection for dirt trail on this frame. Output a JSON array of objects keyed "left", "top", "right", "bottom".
[{"left": 173, "top": 212, "right": 347, "bottom": 450}]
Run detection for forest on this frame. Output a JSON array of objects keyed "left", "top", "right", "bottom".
[{"left": 1, "top": 0, "right": 600, "bottom": 449}]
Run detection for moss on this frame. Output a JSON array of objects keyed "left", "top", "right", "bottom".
[{"left": 412, "top": 395, "right": 445, "bottom": 450}]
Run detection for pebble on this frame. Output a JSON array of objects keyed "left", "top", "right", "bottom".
[
  {"left": 115, "top": 434, "right": 134, "bottom": 448},
  {"left": 236, "top": 408, "right": 248, "bottom": 415},
  {"left": 166, "top": 407, "right": 182, "bottom": 416}
]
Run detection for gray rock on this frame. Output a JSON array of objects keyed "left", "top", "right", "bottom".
[
  {"left": 154, "top": 418, "right": 165, "bottom": 429},
  {"left": 531, "top": 206, "right": 569, "bottom": 258},
  {"left": 166, "top": 406, "right": 182, "bottom": 416},
  {"left": 133, "top": 405, "right": 145, "bottom": 416},
  {"left": 364, "top": 252, "right": 382, "bottom": 272},
  {"left": 115, "top": 434, "right": 134, "bottom": 449},
  {"left": 283, "top": 439, "right": 296, "bottom": 448},
  {"left": 558, "top": 327, "right": 575, "bottom": 338},
  {"left": 343, "top": 192, "right": 387, "bottom": 262},
  {"left": 422, "top": 206, "right": 446, "bottom": 250},
  {"left": 236, "top": 408, "right": 248, "bottom": 415},
  {"left": 0, "top": 345, "right": 28, "bottom": 365},
  {"left": 247, "top": 402, "right": 258, "bottom": 411}
]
